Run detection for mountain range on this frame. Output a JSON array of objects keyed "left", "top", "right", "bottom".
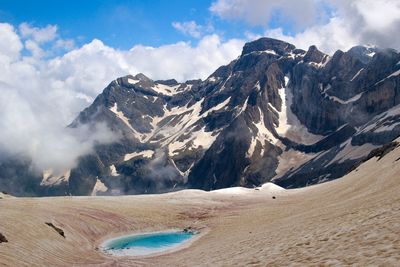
[{"left": 1, "top": 37, "right": 399, "bottom": 196}]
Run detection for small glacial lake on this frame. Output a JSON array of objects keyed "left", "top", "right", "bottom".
[{"left": 101, "top": 230, "right": 195, "bottom": 257}]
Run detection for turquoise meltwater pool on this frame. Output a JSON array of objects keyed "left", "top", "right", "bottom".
[{"left": 101, "top": 231, "right": 195, "bottom": 257}]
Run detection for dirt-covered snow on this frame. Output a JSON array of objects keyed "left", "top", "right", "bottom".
[{"left": 1, "top": 143, "right": 400, "bottom": 266}]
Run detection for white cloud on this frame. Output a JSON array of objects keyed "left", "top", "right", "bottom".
[
  {"left": 19, "top": 23, "right": 58, "bottom": 43},
  {"left": 172, "top": 21, "right": 204, "bottom": 38},
  {"left": 210, "top": 0, "right": 320, "bottom": 29},
  {"left": 0, "top": 22, "right": 244, "bottom": 174},
  {"left": 0, "top": 24, "right": 117, "bottom": 173},
  {"left": 211, "top": 0, "right": 400, "bottom": 53},
  {"left": 18, "top": 23, "right": 75, "bottom": 58},
  {"left": 0, "top": 23, "right": 23, "bottom": 62},
  {"left": 265, "top": 17, "right": 358, "bottom": 54},
  {"left": 126, "top": 34, "right": 243, "bottom": 81},
  {"left": 24, "top": 39, "right": 45, "bottom": 58},
  {"left": 53, "top": 38, "right": 75, "bottom": 50},
  {"left": 329, "top": 0, "right": 400, "bottom": 51},
  {"left": 349, "top": 0, "right": 400, "bottom": 31},
  {"left": 45, "top": 34, "right": 243, "bottom": 97}
]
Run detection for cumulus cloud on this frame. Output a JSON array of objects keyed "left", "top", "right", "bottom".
[
  {"left": 210, "top": 0, "right": 321, "bottom": 29},
  {"left": 211, "top": 0, "right": 400, "bottom": 53},
  {"left": 18, "top": 22, "right": 75, "bottom": 58},
  {"left": 126, "top": 34, "right": 243, "bottom": 81},
  {"left": 172, "top": 20, "right": 214, "bottom": 38},
  {"left": 19, "top": 23, "right": 58, "bottom": 43},
  {"left": 0, "top": 22, "right": 244, "bottom": 175},
  {"left": 45, "top": 34, "right": 243, "bottom": 98},
  {"left": 330, "top": 0, "right": 400, "bottom": 50},
  {"left": 0, "top": 23, "right": 118, "bottom": 174},
  {"left": 0, "top": 23, "right": 23, "bottom": 62},
  {"left": 264, "top": 17, "right": 358, "bottom": 54},
  {"left": 172, "top": 21, "right": 203, "bottom": 38}
]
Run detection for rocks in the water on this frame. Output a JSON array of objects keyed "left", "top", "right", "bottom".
[
  {"left": 183, "top": 227, "right": 192, "bottom": 233},
  {"left": 0, "top": 233, "right": 8, "bottom": 243},
  {"left": 272, "top": 196, "right": 276, "bottom": 199},
  {"left": 45, "top": 222, "right": 65, "bottom": 238},
  {"left": 183, "top": 226, "right": 199, "bottom": 234}
]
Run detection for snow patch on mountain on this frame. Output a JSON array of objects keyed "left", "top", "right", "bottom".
[
  {"left": 350, "top": 68, "right": 364, "bottom": 81},
  {"left": 207, "top": 76, "right": 219, "bottom": 82},
  {"left": 375, "top": 69, "right": 400, "bottom": 85},
  {"left": 168, "top": 127, "right": 218, "bottom": 156},
  {"left": 218, "top": 72, "right": 233, "bottom": 93},
  {"left": 109, "top": 103, "right": 145, "bottom": 140},
  {"left": 275, "top": 77, "right": 289, "bottom": 135},
  {"left": 388, "top": 69, "right": 400, "bottom": 78},
  {"left": 211, "top": 182, "right": 285, "bottom": 195},
  {"left": 124, "top": 150, "right": 154, "bottom": 161},
  {"left": 277, "top": 77, "right": 323, "bottom": 144},
  {"left": 254, "top": 107, "right": 278, "bottom": 146},
  {"left": 109, "top": 165, "right": 119, "bottom": 177},
  {"left": 204, "top": 97, "right": 231, "bottom": 114},
  {"left": 326, "top": 140, "right": 377, "bottom": 166},
  {"left": 272, "top": 149, "right": 316, "bottom": 180},
  {"left": 246, "top": 138, "right": 258, "bottom": 158},
  {"left": 328, "top": 92, "right": 364, "bottom": 105},
  {"left": 152, "top": 83, "right": 181, "bottom": 96},
  {"left": 192, "top": 127, "right": 218, "bottom": 150},
  {"left": 127, "top": 78, "right": 140, "bottom": 85},
  {"left": 41, "top": 169, "right": 70, "bottom": 186},
  {"left": 360, "top": 105, "right": 400, "bottom": 133},
  {"left": 91, "top": 178, "right": 108, "bottom": 196},
  {"left": 260, "top": 49, "right": 278, "bottom": 55}
]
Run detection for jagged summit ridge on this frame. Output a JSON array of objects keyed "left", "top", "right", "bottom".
[{"left": 241, "top": 37, "right": 296, "bottom": 56}]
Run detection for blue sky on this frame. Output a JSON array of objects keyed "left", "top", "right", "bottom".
[
  {"left": 2, "top": 0, "right": 398, "bottom": 54},
  {"left": 0, "top": 0, "right": 261, "bottom": 49}
]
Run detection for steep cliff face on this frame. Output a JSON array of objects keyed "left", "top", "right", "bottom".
[{"left": 1, "top": 37, "right": 399, "bottom": 196}]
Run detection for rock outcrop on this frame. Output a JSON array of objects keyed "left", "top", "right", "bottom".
[
  {"left": 45, "top": 222, "right": 65, "bottom": 238},
  {"left": 0, "top": 233, "right": 8, "bottom": 243}
]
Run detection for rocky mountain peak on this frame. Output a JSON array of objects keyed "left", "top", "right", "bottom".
[
  {"left": 346, "top": 45, "right": 377, "bottom": 64},
  {"left": 154, "top": 79, "right": 179, "bottom": 86},
  {"left": 303, "top": 45, "right": 327, "bottom": 64},
  {"left": 134, "top": 73, "right": 152, "bottom": 82},
  {"left": 241, "top": 37, "right": 296, "bottom": 56}
]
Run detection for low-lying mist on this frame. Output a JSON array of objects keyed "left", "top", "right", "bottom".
[{"left": 0, "top": 81, "right": 118, "bottom": 176}]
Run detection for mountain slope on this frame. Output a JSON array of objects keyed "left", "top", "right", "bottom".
[{"left": 1, "top": 37, "right": 399, "bottom": 196}]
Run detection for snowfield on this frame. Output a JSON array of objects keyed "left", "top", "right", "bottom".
[{"left": 1, "top": 142, "right": 400, "bottom": 266}]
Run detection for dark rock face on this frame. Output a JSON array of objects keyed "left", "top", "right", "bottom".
[
  {"left": 241, "top": 37, "right": 296, "bottom": 56},
  {"left": 364, "top": 141, "right": 399, "bottom": 161},
  {"left": 1, "top": 37, "right": 399, "bottom": 196},
  {"left": 0, "top": 233, "right": 8, "bottom": 243}
]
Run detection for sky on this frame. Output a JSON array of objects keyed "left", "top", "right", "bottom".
[
  {"left": 0, "top": 0, "right": 399, "bottom": 174},
  {"left": 0, "top": 0, "right": 307, "bottom": 49}
]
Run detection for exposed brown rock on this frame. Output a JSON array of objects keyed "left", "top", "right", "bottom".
[
  {"left": 45, "top": 222, "right": 65, "bottom": 238},
  {"left": 0, "top": 233, "right": 8, "bottom": 243}
]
